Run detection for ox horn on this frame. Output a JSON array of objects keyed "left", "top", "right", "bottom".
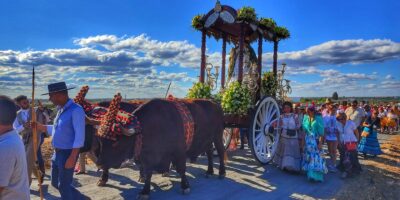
[
  {"left": 97, "top": 93, "right": 122, "bottom": 137},
  {"left": 74, "top": 85, "right": 89, "bottom": 104}
]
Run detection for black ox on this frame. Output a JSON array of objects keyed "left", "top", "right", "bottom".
[{"left": 83, "top": 98, "right": 226, "bottom": 199}]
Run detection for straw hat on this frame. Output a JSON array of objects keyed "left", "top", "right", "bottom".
[{"left": 325, "top": 98, "right": 332, "bottom": 104}]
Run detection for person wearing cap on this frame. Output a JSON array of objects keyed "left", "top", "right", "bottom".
[
  {"left": 34, "top": 82, "right": 86, "bottom": 200},
  {"left": 0, "top": 96, "right": 30, "bottom": 200},
  {"left": 301, "top": 106, "right": 327, "bottom": 182},
  {"left": 12, "top": 95, "right": 47, "bottom": 185}
]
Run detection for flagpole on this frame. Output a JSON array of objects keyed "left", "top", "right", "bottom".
[{"left": 31, "top": 66, "right": 44, "bottom": 200}]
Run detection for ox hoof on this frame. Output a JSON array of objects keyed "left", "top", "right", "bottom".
[
  {"left": 219, "top": 173, "right": 226, "bottom": 179},
  {"left": 182, "top": 188, "right": 191, "bottom": 195},
  {"left": 136, "top": 194, "right": 150, "bottom": 200},
  {"left": 97, "top": 180, "right": 107, "bottom": 187},
  {"left": 205, "top": 171, "right": 214, "bottom": 178},
  {"left": 138, "top": 177, "right": 145, "bottom": 183}
]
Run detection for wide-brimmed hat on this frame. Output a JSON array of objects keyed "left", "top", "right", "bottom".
[
  {"left": 325, "top": 98, "right": 332, "bottom": 104},
  {"left": 41, "top": 82, "right": 75, "bottom": 95}
]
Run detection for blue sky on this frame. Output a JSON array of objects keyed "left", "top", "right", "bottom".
[{"left": 0, "top": 0, "right": 399, "bottom": 99}]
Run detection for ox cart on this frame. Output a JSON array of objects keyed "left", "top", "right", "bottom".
[{"left": 193, "top": 2, "right": 282, "bottom": 165}]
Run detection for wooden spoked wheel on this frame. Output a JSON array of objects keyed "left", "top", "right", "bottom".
[{"left": 249, "top": 97, "right": 281, "bottom": 165}]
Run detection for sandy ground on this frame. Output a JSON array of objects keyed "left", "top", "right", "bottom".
[
  {"left": 31, "top": 133, "right": 399, "bottom": 200},
  {"left": 335, "top": 133, "right": 400, "bottom": 200}
]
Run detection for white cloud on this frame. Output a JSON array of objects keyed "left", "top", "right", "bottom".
[
  {"left": 286, "top": 67, "right": 400, "bottom": 97},
  {"left": 1, "top": 35, "right": 399, "bottom": 98},
  {"left": 385, "top": 74, "right": 395, "bottom": 80},
  {"left": 263, "top": 39, "right": 400, "bottom": 67},
  {"left": 73, "top": 35, "right": 118, "bottom": 47},
  {"left": 286, "top": 66, "right": 376, "bottom": 80},
  {"left": 0, "top": 65, "right": 196, "bottom": 99}
]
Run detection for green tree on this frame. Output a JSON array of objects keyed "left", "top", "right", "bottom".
[{"left": 332, "top": 91, "right": 339, "bottom": 100}]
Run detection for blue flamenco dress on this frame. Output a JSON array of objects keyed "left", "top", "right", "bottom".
[
  {"left": 302, "top": 114, "right": 328, "bottom": 182},
  {"left": 358, "top": 117, "right": 382, "bottom": 156}
]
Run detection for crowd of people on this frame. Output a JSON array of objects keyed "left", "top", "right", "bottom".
[{"left": 272, "top": 98, "right": 399, "bottom": 182}]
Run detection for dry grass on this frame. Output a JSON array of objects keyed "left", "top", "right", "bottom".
[
  {"left": 336, "top": 135, "right": 400, "bottom": 200},
  {"left": 42, "top": 138, "right": 53, "bottom": 169},
  {"left": 42, "top": 138, "right": 95, "bottom": 169}
]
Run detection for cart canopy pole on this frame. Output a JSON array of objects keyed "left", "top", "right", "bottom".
[
  {"left": 200, "top": 29, "right": 206, "bottom": 83},
  {"left": 221, "top": 34, "right": 226, "bottom": 88},
  {"left": 257, "top": 34, "right": 263, "bottom": 100},
  {"left": 238, "top": 24, "right": 244, "bottom": 83}
]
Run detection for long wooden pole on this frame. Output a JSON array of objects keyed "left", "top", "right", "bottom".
[
  {"left": 221, "top": 34, "right": 226, "bottom": 89},
  {"left": 273, "top": 40, "right": 278, "bottom": 77},
  {"left": 238, "top": 24, "right": 244, "bottom": 83},
  {"left": 200, "top": 30, "right": 206, "bottom": 83},
  {"left": 31, "top": 66, "right": 43, "bottom": 200},
  {"left": 257, "top": 34, "right": 263, "bottom": 100}
]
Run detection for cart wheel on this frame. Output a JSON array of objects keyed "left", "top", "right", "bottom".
[
  {"left": 249, "top": 97, "right": 281, "bottom": 165},
  {"left": 223, "top": 128, "right": 233, "bottom": 150}
]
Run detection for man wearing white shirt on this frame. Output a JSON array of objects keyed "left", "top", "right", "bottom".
[
  {"left": 345, "top": 100, "right": 365, "bottom": 141},
  {"left": 13, "top": 95, "right": 46, "bottom": 185}
]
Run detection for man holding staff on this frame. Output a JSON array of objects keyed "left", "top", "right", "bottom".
[
  {"left": 34, "top": 82, "right": 86, "bottom": 200},
  {"left": 13, "top": 95, "right": 47, "bottom": 185}
]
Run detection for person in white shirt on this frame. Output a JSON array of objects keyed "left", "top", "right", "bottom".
[
  {"left": 323, "top": 105, "right": 339, "bottom": 172},
  {"left": 273, "top": 101, "right": 301, "bottom": 172},
  {"left": 0, "top": 95, "right": 30, "bottom": 200},
  {"left": 345, "top": 100, "right": 365, "bottom": 141},
  {"left": 13, "top": 95, "right": 46, "bottom": 185},
  {"left": 335, "top": 112, "right": 362, "bottom": 178}
]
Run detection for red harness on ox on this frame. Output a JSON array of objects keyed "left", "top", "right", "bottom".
[
  {"left": 74, "top": 98, "right": 141, "bottom": 141},
  {"left": 134, "top": 99, "right": 195, "bottom": 160},
  {"left": 169, "top": 99, "right": 195, "bottom": 151}
]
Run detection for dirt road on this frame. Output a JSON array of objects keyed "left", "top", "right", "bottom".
[{"left": 30, "top": 134, "right": 399, "bottom": 200}]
